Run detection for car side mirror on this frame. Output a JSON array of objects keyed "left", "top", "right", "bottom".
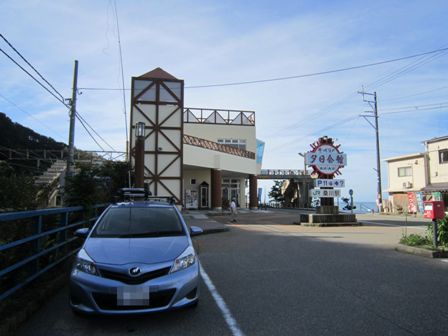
[
  {"left": 74, "top": 227, "right": 90, "bottom": 238},
  {"left": 189, "top": 226, "right": 203, "bottom": 236}
]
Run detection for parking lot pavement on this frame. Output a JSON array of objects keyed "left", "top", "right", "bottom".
[
  {"left": 196, "top": 223, "right": 448, "bottom": 336},
  {"left": 16, "top": 209, "right": 447, "bottom": 336},
  {"left": 182, "top": 212, "right": 229, "bottom": 234},
  {"left": 16, "top": 280, "right": 233, "bottom": 336}
]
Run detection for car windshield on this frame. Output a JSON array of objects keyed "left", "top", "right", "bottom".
[{"left": 91, "top": 207, "right": 184, "bottom": 238}]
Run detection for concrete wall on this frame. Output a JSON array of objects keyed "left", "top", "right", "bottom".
[
  {"left": 386, "top": 154, "right": 426, "bottom": 192},
  {"left": 427, "top": 138, "right": 448, "bottom": 184},
  {"left": 183, "top": 145, "right": 257, "bottom": 175}
]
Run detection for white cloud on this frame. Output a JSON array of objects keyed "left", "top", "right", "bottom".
[{"left": 1, "top": 0, "right": 447, "bottom": 201}]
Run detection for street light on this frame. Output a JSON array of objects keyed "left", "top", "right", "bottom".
[
  {"left": 135, "top": 122, "right": 146, "bottom": 138},
  {"left": 135, "top": 122, "right": 146, "bottom": 188}
]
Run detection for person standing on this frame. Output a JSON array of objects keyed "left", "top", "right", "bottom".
[{"left": 230, "top": 198, "right": 238, "bottom": 223}]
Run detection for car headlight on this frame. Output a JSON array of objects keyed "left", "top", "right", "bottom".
[
  {"left": 75, "top": 248, "right": 99, "bottom": 276},
  {"left": 170, "top": 246, "right": 196, "bottom": 273}
]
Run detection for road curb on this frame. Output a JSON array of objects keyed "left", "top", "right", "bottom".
[
  {"left": 199, "top": 227, "right": 230, "bottom": 235},
  {"left": 394, "top": 244, "right": 448, "bottom": 258}
]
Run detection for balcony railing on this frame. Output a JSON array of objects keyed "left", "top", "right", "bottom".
[
  {"left": 184, "top": 108, "right": 255, "bottom": 126},
  {"left": 183, "top": 134, "right": 255, "bottom": 159}
]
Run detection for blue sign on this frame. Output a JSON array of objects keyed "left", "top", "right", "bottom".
[{"left": 415, "top": 192, "right": 424, "bottom": 213}]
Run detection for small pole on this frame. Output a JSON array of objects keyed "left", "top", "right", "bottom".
[{"left": 432, "top": 219, "right": 438, "bottom": 248}]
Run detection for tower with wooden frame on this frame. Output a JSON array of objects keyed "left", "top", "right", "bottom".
[{"left": 130, "top": 68, "right": 184, "bottom": 205}]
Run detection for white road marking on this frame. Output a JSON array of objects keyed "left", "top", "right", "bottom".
[
  {"left": 361, "top": 220, "right": 426, "bottom": 230},
  {"left": 200, "top": 263, "right": 244, "bottom": 336},
  {"left": 441, "top": 259, "right": 448, "bottom": 263}
]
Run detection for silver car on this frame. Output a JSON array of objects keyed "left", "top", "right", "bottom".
[{"left": 69, "top": 201, "right": 202, "bottom": 315}]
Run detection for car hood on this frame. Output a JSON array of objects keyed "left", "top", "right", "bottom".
[{"left": 84, "top": 236, "right": 190, "bottom": 265}]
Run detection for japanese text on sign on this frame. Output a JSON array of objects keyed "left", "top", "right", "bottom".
[
  {"left": 311, "top": 189, "right": 341, "bottom": 198},
  {"left": 305, "top": 145, "right": 347, "bottom": 174},
  {"left": 315, "top": 179, "right": 345, "bottom": 188}
]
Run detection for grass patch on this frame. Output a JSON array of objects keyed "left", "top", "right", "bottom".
[{"left": 400, "top": 233, "right": 431, "bottom": 247}]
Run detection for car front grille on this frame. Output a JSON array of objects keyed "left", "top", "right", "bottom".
[
  {"left": 92, "top": 289, "right": 176, "bottom": 311},
  {"left": 99, "top": 267, "right": 171, "bottom": 285}
]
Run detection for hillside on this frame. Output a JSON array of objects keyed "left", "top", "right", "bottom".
[{"left": 0, "top": 112, "right": 66, "bottom": 150}]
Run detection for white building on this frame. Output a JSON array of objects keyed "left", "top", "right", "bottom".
[
  {"left": 129, "top": 68, "right": 263, "bottom": 209},
  {"left": 385, "top": 135, "right": 448, "bottom": 213}
]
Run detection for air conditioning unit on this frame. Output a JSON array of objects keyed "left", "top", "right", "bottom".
[{"left": 402, "top": 182, "right": 413, "bottom": 189}]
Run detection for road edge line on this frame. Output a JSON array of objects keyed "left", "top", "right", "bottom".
[{"left": 200, "top": 263, "right": 244, "bottom": 336}]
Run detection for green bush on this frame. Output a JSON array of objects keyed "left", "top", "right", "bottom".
[
  {"left": 426, "top": 216, "right": 448, "bottom": 248},
  {"left": 400, "top": 233, "right": 431, "bottom": 247}
]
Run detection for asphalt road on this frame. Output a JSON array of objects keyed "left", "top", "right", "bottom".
[{"left": 16, "top": 210, "right": 448, "bottom": 336}]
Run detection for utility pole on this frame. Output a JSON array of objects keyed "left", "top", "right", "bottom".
[
  {"left": 358, "top": 89, "right": 383, "bottom": 212},
  {"left": 66, "top": 60, "right": 78, "bottom": 178}
]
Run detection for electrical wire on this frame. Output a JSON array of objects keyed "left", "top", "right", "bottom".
[
  {"left": 76, "top": 111, "right": 117, "bottom": 151},
  {"left": 381, "top": 101, "right": 448, "bottom": 112},
  {"left": 74, "top": 114, "right": 106, "bottom": 151},
  {"left": 0, "top": 47, "right": 67, "bottom": 106},
  {"left": 382, "top": 86, "right": 448, "bottom": 103},
  {"left": 381, "top": 105, "right": 448, "bottom": 115},
  {"left": 366, "top": 49, "right": 448, "bottom": 88},
  {"left": 0, "top": 34, "right": 65, "bottom": 101},
  {"left": 0, "top": 92, "right": 66, "bottom": 140},
  {"left": 76, "top": 46, "right": 448, "bottom": 91},
  {"left": 112, "top": 0, "right": 129, "bottom": 149},
  {"left": 0, "top": 34, "right": 119, "bottom": 153}
]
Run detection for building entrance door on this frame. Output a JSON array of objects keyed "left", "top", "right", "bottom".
[{"left": 199, "top": 182, "right": 209, "bottom": 209}]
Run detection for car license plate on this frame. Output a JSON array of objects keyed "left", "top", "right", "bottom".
[{"left": 117, "top": 286, "right": 150, "bottom": 306}]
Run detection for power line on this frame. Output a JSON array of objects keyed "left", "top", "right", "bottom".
[
  {"left": 365, "top": 49, "right": 447, "bottom": 88},
  {"left": 75, "top": 114, "right": 106, "bottom": 151},
  {"left": 0, "top": 92, "right": 66, "bottom": 140},
  {"left": 381, "top": 105, "right": 448, "bottom": 115},
  {"left": 0, "top": 47, "right": 68, "bottom": 106},
  {"left": 76, "top": 46, "right": 448, "bottom": 91},
  {"left": 112, "top": 0, "right": 129, "bottom": 153},
  {"left": 186, "top": 46, "right": 448, "bottom": 88},
  {"left": 382, "top": 86, "right": 448, "bottom": 103},
  {"left": 0, "top": 34, "right": 65, "bottom": 101},
  {"left": 381, "top": 101, "right": 448, "bottom": 112},
  {"left": 76, "top": 111, "right": 117, "bottom": 151}
]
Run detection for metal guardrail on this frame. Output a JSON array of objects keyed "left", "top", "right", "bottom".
[
  {"left": 184, "top": 107, "right": 255, "bottom": 126},
  {"left": 0, "top": 204, "right": 108, "bottom": 301}
]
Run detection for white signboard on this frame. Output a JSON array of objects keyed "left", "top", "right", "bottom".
[
  {"left": 315, "top": 179, "right": 345, "bottom": 188},
  {"left": 311, "top": 189, "right": 341, "bottom": 198},
  {"left": 305, "top": 145, "right": 347, "bottom": 174}
]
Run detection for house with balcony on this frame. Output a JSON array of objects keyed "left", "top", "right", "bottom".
[
  {"left": 385, "top": 135, "right": 448, "bottom": 213},
  {"left": 129, "top": 68, "right": 263, "bottom": 210}
]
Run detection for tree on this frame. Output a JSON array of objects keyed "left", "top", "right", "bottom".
[
  {"left": 64, "top": 161, "right": 130, "bottom": 209},
  {"left": 268, "top": 180, "right": 284, "bottom": 203},
  {"left": 0, "top": 161, "right": 38, "bottom": 211}
]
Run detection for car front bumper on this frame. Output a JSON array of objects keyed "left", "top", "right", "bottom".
[{"left": 69, "top": 261, "right": 200, "bottom": 315}]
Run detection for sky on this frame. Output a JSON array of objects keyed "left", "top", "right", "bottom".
[{"left": 1, "top": 0, "right": 448, "bottom": 202}]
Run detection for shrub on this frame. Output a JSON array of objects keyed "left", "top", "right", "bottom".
[{"left": 400, "top": 233, "right": 430, "bottom": 247}]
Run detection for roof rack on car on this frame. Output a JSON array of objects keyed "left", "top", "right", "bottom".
[{"left": 116, "top": 188, "right": 175, "bottom": 204}]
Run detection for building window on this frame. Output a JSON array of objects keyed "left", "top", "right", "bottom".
[
  {"left": 398, "top": 166, "right": 412, "bottom": 177},
  {"left": 190, "top": 179, "right": 196, "bottom": 185},
  {"left": 217, "top": 139, "right": 246, "bottom": 150},
  {"left": 439, "top": 149, "right": 448, "bottom": 164}
]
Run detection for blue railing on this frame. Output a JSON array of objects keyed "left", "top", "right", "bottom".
[{"left": 0, "top": 204, "right": 108, "bottom": 301}]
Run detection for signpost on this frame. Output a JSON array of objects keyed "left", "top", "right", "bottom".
[
  {"left": 315, "top": 179, "right": 345, "bottom": 188},
  {"left": 311, "top": 189, "right": 341, "bottom": 198}
]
